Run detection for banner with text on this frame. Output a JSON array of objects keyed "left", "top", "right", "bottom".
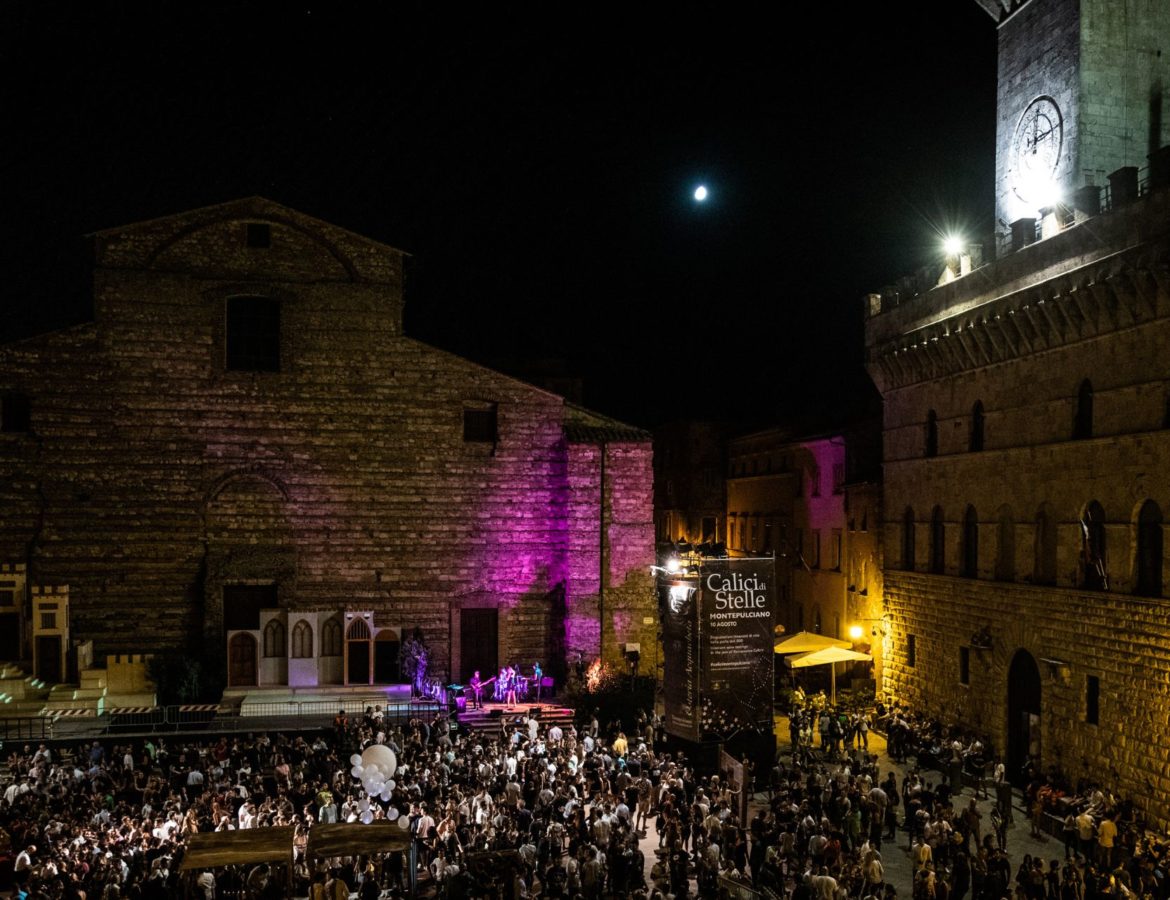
[
  {"left": 699, "top": 558, "right": 775, "bottom": 740},
  {"left": 659, "top": 577, "right": 701, "bottom": 741}
]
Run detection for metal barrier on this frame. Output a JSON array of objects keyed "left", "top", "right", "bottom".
[
  {"left": 716, "top": 878, "right": 783, "bottom": 900},
  {"left": 0, "top": 716, "right": 56, "bottom": 742},
  {"left": 2, "top": 698, "right": 445, "bottom": 739}
]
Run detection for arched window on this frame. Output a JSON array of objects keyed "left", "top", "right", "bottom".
[
  {"left": 1033, "top": 504, "right": 1057, "bottom": 585},
  {"left": 321, "top": 617, "right": 342, "bottom": 657},
  {"left": 1073, "top": 379, "right": 1093, "bottom": 439},
  {"left": 995, "top": 505, "right": 1015, "bottom": 581},
  {"left": 291, "top": 620, "right": 313, "bottom": 658},
  {"left": 1080, "top": 500, "right": 1107, "bottom": 590},
  {"left": 961, "top": 505, "right": 979, "bottom": 578},
  {"left": 930, "top": 506, "right": 946, "bottom": 574},
  {"left": 902, "top": 507, "right": 916, "bottom": 571},
  {"left": 263, "top": 619, "right": 286, "bottom": 658},
  {"left": 1135, "top": 500, "right": 1163, "bottom": 597},
  {"left": 347, "top": 618, "right": 371, "bottom": 640},
  {"left": 970, "top": 401, "right": 985, "bottom": 452},
  {"left": 925, "top": 410, "right": 938, "bottom": 458}
]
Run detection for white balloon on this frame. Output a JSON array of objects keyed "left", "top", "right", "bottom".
[
  {"left": 361, "top": 810, "right": 374, "bottom": 825},
  {"left": 379, "top": 788, "right": 392, "bottom": 802},
  {"left": 361, "top": 744, "right": 397, "bottom": 778},
  {"left": 350, "top": 754, "right": 363, "bottom": 767},
  {"left": 385, "top": 779, "right": 395, "bottom": 792},
  {"left": 350, "top": 765, "right": 364, "bottom": 778},
  {"left": 397, "top": 815, "right": 410, "bottom": 830},
  {"left": 358, "top": 798, "right": 369, "bottom": 812},
  {"left": 388, "top": 807, "right": 399, "bottom": 819}
]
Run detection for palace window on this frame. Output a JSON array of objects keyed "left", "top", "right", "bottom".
[
  {"left": 463, "top": 402, "right": 498, "bottom": 444},
  {"left": 1073, "top": 379, "right": 1093, "bottom": 439},
  {"left": 1, "top": 392, "right": 31, "bottom": 433},
  {"left": 1135, "top": 500, "right": 1163, "bottom": 597},
  {"left": 970, "top": 401, "right": 985, "bottom": 452},
  {"left": 1033, "top": 504, "right": 1057, "bottom": 585},
  {"left": 1085, "top": 675, "right": 1100, "bottom": 725},
  {"left": 961, "top": 505, "right": 979, "bottom": 578},
  {"left": 226, "top": 297, "right": 281, "bottom": 372},
  {"left": 907, "top": 634, "right": 917, "bottom": 668},
  {"left": 1080, "top": 500, "right": 1107, "bottom": 590},
  {"left": 902, "top": 507, "right": 916, "bottom": 571},
  {"left": 925, "top": 410, "right": 938, "bottom": 457},
  {"left": 245, "top": 222, "right": 271, "bottom": 248},
  {"left": 930, "top": 506, "right": 945, "bottom": 574},
  {"left": 995, "top": 505, "right": 1015, "bottom": 582}
]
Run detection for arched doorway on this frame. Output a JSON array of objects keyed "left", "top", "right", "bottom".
[
  {"left": 228, "top": 633, "right": 258, "bottom": 687},
  {"left": 346, "top": 618, "right": 372, "bottom": 685},
  {"left": 1007, "top": 649, "right": 1041, "bottom": 783}
]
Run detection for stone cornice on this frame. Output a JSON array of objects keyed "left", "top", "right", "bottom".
[{"left": 866, "top": 244, "right": 1170, "bottom": 392}]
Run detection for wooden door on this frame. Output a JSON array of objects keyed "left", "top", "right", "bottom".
[{"left": 228, "top": 633, "right": 257, "bottom": 687}]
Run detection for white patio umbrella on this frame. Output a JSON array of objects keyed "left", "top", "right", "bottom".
[
  {"left": 773, "top": 631, "right": 851, "bottom": 655},
  {"left": 787, "top": 645, "right": 873, "bottom": 705}
]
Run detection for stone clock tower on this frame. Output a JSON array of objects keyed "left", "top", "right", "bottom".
[{"left": 978, "top": 0, "right": 1170, "bottom": 229}]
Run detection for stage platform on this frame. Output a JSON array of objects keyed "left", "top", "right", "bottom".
[
  {"left": 222, "top": 683, "right": 416, "bottom": 718},
  {"left": 457, "top": 700, "right": 575, "bottom": 733}
]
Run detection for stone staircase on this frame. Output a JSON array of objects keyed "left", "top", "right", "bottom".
[
  {"left": 0, "top": 662, "right": 51, "bottom": 715},
  {"left": 457, "top": 702, "right": 576, "bottom": 734},
  {"left": 0, "top": 656, "right": 157, "bottom": 718}
]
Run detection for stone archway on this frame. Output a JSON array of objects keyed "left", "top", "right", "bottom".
[{"left": 1007, "top": 648, "right": 1041, "bottom": 784}]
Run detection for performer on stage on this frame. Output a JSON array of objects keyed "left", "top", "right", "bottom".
[
  {"left": 533, "top": 661, "right": 543, "bottom": 700},
  {"left": 469, "top": 670, "right": 483, "bottom": 710},
  {"left": 504, "top": 664, "right": 518, "bottom": 706}
]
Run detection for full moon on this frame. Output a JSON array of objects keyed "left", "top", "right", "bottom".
[{"left": 693, "top": 185, "right": 708, "bottom": 202}]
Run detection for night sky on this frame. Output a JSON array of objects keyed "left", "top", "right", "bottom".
[{"left": 1, "top": 3, "right": 997, "bottom": 427}]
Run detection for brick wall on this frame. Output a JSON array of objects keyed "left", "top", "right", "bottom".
[{"left": 0, "top": 199, "right": 656, "bottom": 684}]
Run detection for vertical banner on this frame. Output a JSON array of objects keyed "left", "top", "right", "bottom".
[
  {"left": 659, "top": 578, "right": 700, "bottom": 741},
  {"left": 699, "top": 558, "right": 775, "bottom": 740}
]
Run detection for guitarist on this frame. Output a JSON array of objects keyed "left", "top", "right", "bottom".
[
  {"left": 470, "top": 670, "right": 484, "bottom": 710},
  {"left": 469, "top": 670, "right": 496, "bottom": 709}
]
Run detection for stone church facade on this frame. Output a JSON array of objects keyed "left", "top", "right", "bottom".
[
  {"left": 867, "top": 0, "right": 1170, "bottom": 823},
  {"left": 0, "top": 198, "right": 655, "bottom": 690}
]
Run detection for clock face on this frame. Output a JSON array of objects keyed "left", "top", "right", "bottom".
[{"left": 1010, "top": 96, "right": 1063, "bottom": 206}]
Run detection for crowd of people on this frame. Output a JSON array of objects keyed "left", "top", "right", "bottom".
[
  {"left": 780, "top": 693, "right": 1170, "bottom": 900},
  {"left": 2, "top": 695, "right": 1170, "bottom": 900}
]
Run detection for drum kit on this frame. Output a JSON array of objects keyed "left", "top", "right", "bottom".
[{"left": 492, "top": 665, "right": 531, "bottom": 702}]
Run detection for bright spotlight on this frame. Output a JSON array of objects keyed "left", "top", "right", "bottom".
[
  {"left": 848, "top": 625, "right": 864, "bottom": 641},
  {"left": 665, "top": 557, "right": 681, "bottom": 574},
  {"left": 944, "top": 236, "right": 964, "bottom": 256},
  {"left": 693, "top": 185, "right": 708, "bottom": 202}
]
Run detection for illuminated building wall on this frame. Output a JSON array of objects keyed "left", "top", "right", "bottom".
[
  {"left": 867, "top": 0, "right": 1170, "bottom": 823},
  {"left": 725, "top": 423, "right": 884, "bottom": 693},
  {"left": 0, "top": 198, "right": 655, "bottom": 686}
]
